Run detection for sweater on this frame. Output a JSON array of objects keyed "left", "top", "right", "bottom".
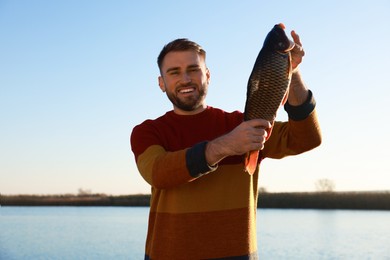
[{"left": 130, "top": 92, "right": 321, "bottom": 259}]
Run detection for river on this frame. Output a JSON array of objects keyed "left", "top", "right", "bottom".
[{"left": 1, "top": 207, "right": 389, "bottom": 259}]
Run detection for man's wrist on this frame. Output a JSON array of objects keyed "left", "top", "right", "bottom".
[
  {"left": 186, "top": 142, "right": 218, "bottom": 178},
  {"left": 205, "top": 135, "right": 231, "bottom": 167},
  {"left": 284, "top": 90, "right": 316, "bottom": 121}
]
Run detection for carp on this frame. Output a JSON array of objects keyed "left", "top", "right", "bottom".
[{"left": 243, "top": 23, "right": 295, "bottom": 175}]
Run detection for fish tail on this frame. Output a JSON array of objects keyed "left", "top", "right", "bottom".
[
  {"left": 244, "top": 150, "right": 259, "bottom": 175},
  {"left": 244, "top": 125, "right": 274, "bottom": 175},
  {"left": 266, "top": 125, "right": 273, "bottom": 141}
]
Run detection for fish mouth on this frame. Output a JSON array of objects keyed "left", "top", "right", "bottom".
[{"left": 278, "top": 23, "right": 286, "bottom": 29}]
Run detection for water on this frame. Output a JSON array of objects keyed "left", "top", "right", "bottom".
[
  {"left": 1, "top": 207, "right": 389, "bottom": 259},
  {"left": 0, "top": 207, "right": 146, "bottom": 259},
  {"left": 258, "top": 209, "right": 390, "bottom": 259}
]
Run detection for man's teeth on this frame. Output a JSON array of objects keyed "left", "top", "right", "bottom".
[{"left": 180, "top": 88, "right": 194, "bottom": 93}]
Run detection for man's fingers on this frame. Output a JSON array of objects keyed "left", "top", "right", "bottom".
[
  {"left": 291, "top": 30, "right": 302, "bottom": 46},
  {"left": 246, "top": 118, "right": 272, "bottom": 129}
]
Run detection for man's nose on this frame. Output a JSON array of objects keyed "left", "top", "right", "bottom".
[{"left": 181, "top": 73, "right": 191, "bottom": 83}]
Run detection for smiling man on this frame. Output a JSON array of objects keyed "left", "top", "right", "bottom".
[
  {"left": 158, "top": 50, "right": 209, "bottom": 114},
  {"left": 130, "top": 37, "right": 321, "bottom": 259}
]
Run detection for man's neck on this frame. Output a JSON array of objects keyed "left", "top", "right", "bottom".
[{"left": 173, "top": 104, "right": 207, "bottom": 115}]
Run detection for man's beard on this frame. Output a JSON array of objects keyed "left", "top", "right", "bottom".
[{"left": 165, "top": 84, "right": 207, "bottom": 112}]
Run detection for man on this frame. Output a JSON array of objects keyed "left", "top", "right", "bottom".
[{"left": 131, "top": 30, "right": 321, "bottom": 259}]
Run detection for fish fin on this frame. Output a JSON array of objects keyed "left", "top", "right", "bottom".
[
  {"left": 244, "top": 124, "right": 274, "bottom": 175},
  {"left": 244, "top": 150, "right": 259, "bottom": 175},
  {"left": 266, "top": 123, "right": 274, "bottom": 141},
  {"left": 281, "top": 89, "right": 289, "bottom": 106}
]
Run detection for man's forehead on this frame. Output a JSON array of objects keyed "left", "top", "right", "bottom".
[{"left": 162, "top": 51, "right": 205, "bottom": 68}]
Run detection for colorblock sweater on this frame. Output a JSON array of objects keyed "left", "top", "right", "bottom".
[{"left": 130, "top": 91, "right": 321, "bottom": 259}]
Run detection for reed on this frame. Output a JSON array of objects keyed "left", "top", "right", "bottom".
[
  {"left": 0, "top": 194, "right": 151, "bottom": 207},
  {"left": 257, "top": 191, "right": 390, "bottom": 210},
  {"left": 2, "top": 192, "right": 390, "bottom": 210}
]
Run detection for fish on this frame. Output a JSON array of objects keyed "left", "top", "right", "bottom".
[{"left": 243, "top": 23, "right": 295, "bottom": 175}]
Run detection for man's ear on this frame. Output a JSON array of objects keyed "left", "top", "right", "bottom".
[
  {"left": 206, "top": 68, "right": 211, "bottom": 84},
  {"left": 158, "top": 76, "right": 165, "bottom": 92}
]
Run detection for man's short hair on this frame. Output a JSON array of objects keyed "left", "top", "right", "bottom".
[{"left": 157, "top": 38, "right": 206, "bottom": 71}]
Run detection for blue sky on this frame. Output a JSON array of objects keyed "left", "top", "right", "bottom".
[{"left": 1, "top": 1, "right": 389, "bottom": 195}]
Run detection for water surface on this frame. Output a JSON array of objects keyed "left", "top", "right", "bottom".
[{"left": 1, "top": 207, "right": 389, "bottom": 259}]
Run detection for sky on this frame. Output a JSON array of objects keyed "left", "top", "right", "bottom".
[{"left": 1, "top": 1, "right": 390, "bottom": 195}]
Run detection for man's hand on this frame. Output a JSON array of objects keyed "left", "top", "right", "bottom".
[
  {"left": 205, "top": 119, "right": 271, "bottom": 166},
  {"left": 288, "top": 30, "right": 309, "bottom": 106},
  {"left": 290, "top": 30, "right": 305, "bottom": 72}
]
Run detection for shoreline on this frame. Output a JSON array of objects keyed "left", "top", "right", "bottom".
[{"left": 2, "top": 191, "right": 390, "bottom": 210}]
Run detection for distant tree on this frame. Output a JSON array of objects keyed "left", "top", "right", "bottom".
[
  {"left": 258, "top": 187, "right": 267, "bottom": 193},
  {"left": 315, "top": 179, "right": 335, "bottom": 192},
  {"left": 78, "top": 188, "right": 92, "bottom": 196}
]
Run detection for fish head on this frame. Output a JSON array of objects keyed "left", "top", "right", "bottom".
[{"left": 263, "top": 23, "right": 295, "bottom": 53}]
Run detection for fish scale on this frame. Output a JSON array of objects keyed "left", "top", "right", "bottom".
[
  {"left": 243, "top": 23, "right": 294, "bottom": 175},
  {"left": 244, "top": 51, "right": 291, "bottom": 121}
]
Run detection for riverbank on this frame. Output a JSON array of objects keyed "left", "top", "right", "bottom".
[
  {"left": 1, "top": 194, "right": 150, "bottom": 207},
  {"left": 257, "top": 191, "right": 390, "bottom": 210},
  {"left": 1, "top": 191, "right": 390, "bottom": 210}
]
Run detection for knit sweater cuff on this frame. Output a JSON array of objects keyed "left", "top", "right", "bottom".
[
  {"left": 284, "top": 90, "right": 316, "bottom": 121},
  {"left": 186, "top": 141, "right": 218, "bottom": 178}
]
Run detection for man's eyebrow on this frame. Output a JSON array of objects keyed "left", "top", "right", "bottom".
[
  {"left": 187, "top": 64, "right": 201, "bottom": 69},
  {"left": 165, "top": 64, "right": 200, "bottom": 74},
  {"left": 166, "top": 67, "right": 180, "bottom": 74}
]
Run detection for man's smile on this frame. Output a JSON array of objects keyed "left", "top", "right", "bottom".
[{"left": 178, "top": 87, "right": 196, "bottom": 94}]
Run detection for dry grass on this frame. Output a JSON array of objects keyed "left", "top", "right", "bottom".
[
  {"left": 2, "top": 192, "right": 390, "bottom": 210},
  {"left": 258, "top": 191, "right": 390, "bottom": 210}
]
